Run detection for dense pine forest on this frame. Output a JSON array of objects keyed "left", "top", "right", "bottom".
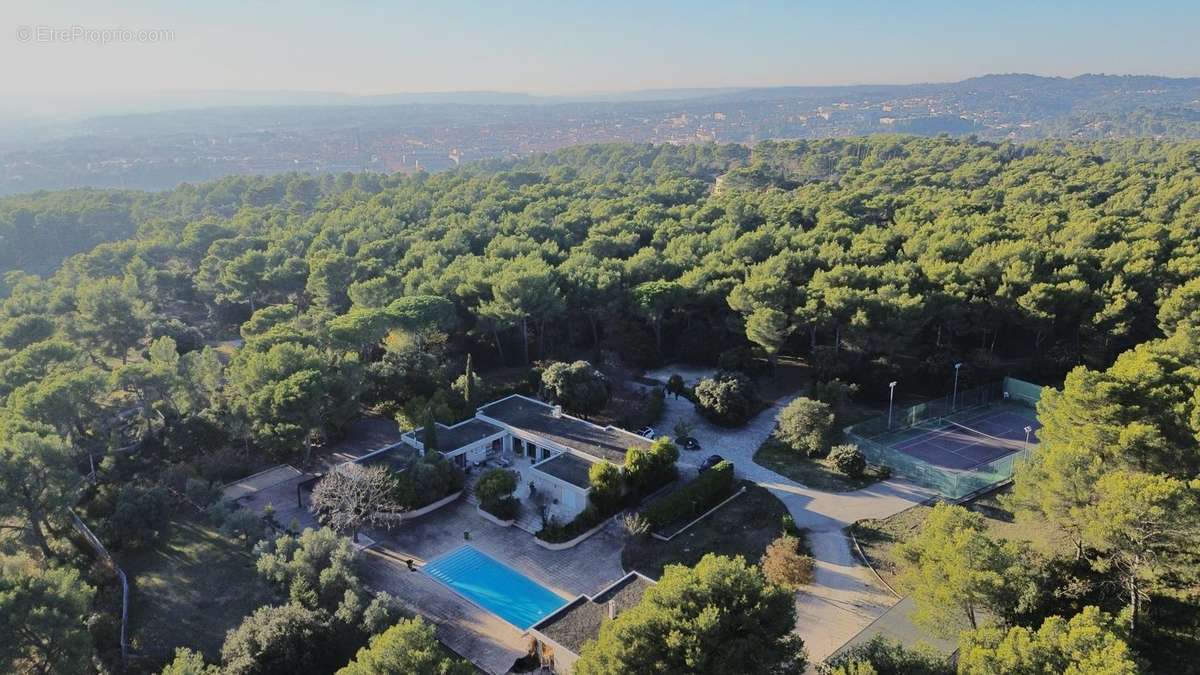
[{"left": 2, "top": 136, "right": 1199, "bottom": 673}]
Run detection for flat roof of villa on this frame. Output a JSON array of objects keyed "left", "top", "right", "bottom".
[
  {"left": 413, "top": 418, "right": 505, "bottom": 453},
  {"left": 532, "top": 572, "right": 655, "bottom": 655},
  {"left": 479, "top": 396, "right": 650, "bottom": 463},
  {"left": 359, "top": 444, "right": 419, "bottom": 472},
  {"left": 533, "top": 453, "right": 592, "bottom": 489}
]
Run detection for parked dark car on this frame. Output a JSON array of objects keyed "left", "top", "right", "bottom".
[
  {"left": 678, "top": 436, "right": 701, "bottom": 451},
  {"left": 698, "top": 454, "right": 725, "bottom": 472}
]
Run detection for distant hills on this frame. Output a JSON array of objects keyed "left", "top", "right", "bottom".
[{"left": 2, "top": 74, "right": 1198, "bottom": 195}]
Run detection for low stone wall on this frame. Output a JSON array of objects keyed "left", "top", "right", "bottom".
[
  {"left": 534, "top": 515, "right": 613, "bottom": 550},
  {"left": 406, "top": 490, "right": 462, "bottom": 519},
  {"left": 476, "top": 505, "right": 514, "bottom": 527}
]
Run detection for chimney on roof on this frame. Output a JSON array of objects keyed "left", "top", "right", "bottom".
[
  {"left": 607, "top": 599, "right": 616, "bottom": 620},
  {"left": 552, "top": 405, "right": 562, "bottom": 418}
]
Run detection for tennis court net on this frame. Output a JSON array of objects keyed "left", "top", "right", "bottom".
[{"left": 909, "top": 418, "right": 1025, "bottom": 450}]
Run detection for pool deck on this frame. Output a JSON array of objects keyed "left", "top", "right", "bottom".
[{"left": 361, "top": 497, "right": 627, "bottom": 674}]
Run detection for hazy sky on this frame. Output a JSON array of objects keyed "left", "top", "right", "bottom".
[{"left": 2, "top": 0, "right": 1197, "bottom": 96}]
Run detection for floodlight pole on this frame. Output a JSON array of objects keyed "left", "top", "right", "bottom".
[
  {"left": 952, "top": 362, "right": 963, "bottom": 411},
  {"left": 1023, "top": 425, "right": 1032, "bottom": 452},
  {"left": 888, "top": 381, "right": 898, "bottom": 430}
]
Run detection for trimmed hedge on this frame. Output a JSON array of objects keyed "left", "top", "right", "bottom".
[
  {"left": 642, "top": 461, "right": 735, "bottom": 530},
  {"left": 481, "top": 496, "right": 520, "bottom": 521},
  {"left": 537, "top": 505, "right": 605, "bottom": 543}
]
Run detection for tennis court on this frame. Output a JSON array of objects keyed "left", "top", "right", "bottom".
[
  {"left": 844, "top": 377, "right": 1046, "bottom": 499},
  {"left": 888, "top": 408, "right": 1040, "bottom": 471}
]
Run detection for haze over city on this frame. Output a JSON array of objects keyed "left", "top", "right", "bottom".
[{"left": 3, "top": 0, "right": 1198, "bottom": 101}]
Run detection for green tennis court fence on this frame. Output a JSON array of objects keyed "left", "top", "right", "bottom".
[
  {"left": 851, "top": 431, "right": 1032, "bottom": 499},
  {"left": 843, "top": 377, "right": 1045, "bottom": 499}
]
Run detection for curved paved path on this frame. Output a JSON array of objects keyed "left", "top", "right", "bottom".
[{"left": 645, "top": 367, "right": 934, "bottom": 662}]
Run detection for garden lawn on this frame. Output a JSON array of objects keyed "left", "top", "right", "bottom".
[
  {"left": 851, "top": 486, "right": 1069, "bottom": 588},
  {"left": 622, "top": 482, "right": 795, "bottom": 579},
  {"left": 119, "top": 516, "right": 279, "bottom": 673},
  {"left": 754, "top": 439, "right": 887, "bottom": 492}
]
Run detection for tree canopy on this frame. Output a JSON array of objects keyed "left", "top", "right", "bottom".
[
  {"left": 574, "top": 553, "right": 806, "bottom": 675},
  {"left": 2, "top": 137, "right": 1200, "bottom": 673}
]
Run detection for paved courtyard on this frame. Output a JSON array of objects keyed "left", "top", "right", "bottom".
[{"left": 362, "top": 497, "right": 628, "bottom": 674}]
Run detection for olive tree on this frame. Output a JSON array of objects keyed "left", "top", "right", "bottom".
[{"left": 311, "top": 464, "right": 405, "bottom": 542}]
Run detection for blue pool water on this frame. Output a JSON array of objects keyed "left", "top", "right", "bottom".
[{"left": 423, "top": 545, "right": 568, "bottom": 629}]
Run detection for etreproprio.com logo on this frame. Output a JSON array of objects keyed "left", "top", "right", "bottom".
[{"left": 15, "top": 25, "right": 175, "bottom": 44}]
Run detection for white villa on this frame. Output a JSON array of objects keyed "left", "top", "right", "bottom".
[{"left": 401, "top": 394, "right": 654, "bottom": 522}]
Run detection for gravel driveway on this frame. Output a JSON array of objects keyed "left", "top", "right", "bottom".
[{"left": 642, "top": 365, "right": 934, "bottom": 663}]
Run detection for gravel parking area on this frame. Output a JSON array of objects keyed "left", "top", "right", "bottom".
[{"left": 642, "top": 364, "right": 934, "bottom": 663}]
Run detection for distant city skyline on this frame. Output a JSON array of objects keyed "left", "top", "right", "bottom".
[{"left": 2, "top": 0, "right": 1196, "bottom": 103}]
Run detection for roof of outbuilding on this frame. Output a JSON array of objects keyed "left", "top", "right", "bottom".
[{"left": 531, "top": 572, "right": 655, "bottom": 656}]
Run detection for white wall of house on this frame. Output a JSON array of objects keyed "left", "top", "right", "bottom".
[{"left": 528, "top": 462, "right": 591, "bottom": 523}]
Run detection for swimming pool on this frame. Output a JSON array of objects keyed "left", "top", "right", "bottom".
[{"left": 423, "top": 545, "right": 568, "bottom": 629}]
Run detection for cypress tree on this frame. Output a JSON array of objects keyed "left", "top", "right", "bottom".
[
  {"left": 463, "top": 353, "right": 475, "bottom": 410},
  {"left": 422, "top": 406, "right": 438, "bottom": 452}
]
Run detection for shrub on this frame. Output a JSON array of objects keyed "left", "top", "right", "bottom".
[
  {"left": 693, "top": 371, "right": 759, "bottom": 427},
  {"left": 621, "top": 512, "right": 651, "bottom": 537},
  {"left": 624, "top": 436, "right": 679, "bottom": 496},
  {"left": 484, "top": 497, "right": 520, "bottom": 521},
  {"left": 775, "top": 397, "right": 835, "bottom": 457},
  {"left": 588, "top": 462, "right": 624, "bottom": 514},
  {"left": 391, "top": 455, "right": 464, "bottom": 509},
  {"left": 474, "top": 468, "right": 520, "bottom": 521},
  {"left": 761, "top": 534, "right": 815, "bottom": 589},
  {"left": 666, "top": 374, "right": 685, "bottom": 399},
  {"left": 641, "top": 461, "right": 735, "bottom": 530},
  {"left": 829, "top": 444, "right": 866, "bottom": 478},
  {"left": 781, "top": 513, "right": 798, "bottom": 536},
  {"left": 473, "top": 469, "right": 518, "bottom": 506},
  {"left": 537, "top": 504, "right": 606, "bottom": 543}
]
